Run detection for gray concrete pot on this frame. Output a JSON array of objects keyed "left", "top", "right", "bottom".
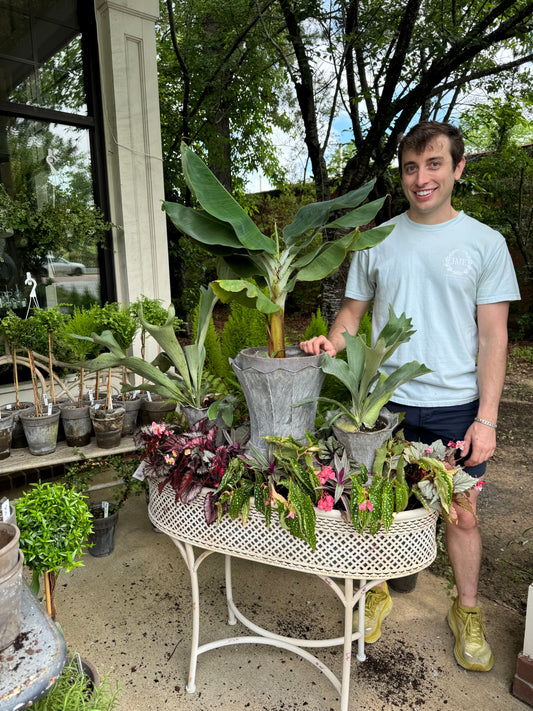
[
  {"left": 1, "top": 402, "right": 32, "bottom": 449},
  {"left": 60, "top": 404, "right": 92, "bottom": 447},
  {"left": 331, "top": 407, "right": 399, "bottom": 471},
  {"left": 139, "top": 396, "right": 176, "bottom": 426},
  {"left": 90, "top": 406, "right": 125, "bottom": 449},
  {"left": 0, "top": 411, "right": 14, "bottom": 460},
  {"left": 0, "top": 522, "right": 20, "bottom": 577},
  {"left": 112, "top": 396, "right": 142, "bottom": 436},
  {"left": 230, "top": 346, "right": 325, "bottom": 456},
  {"left": 20, "top": 407, "right": 60, "bottom": 456}
]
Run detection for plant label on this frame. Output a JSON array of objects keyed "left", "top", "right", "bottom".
[
  {"left": 146, "top": 391, "right": 152, "bottom": 402},
  {"left": 0, "top": 497, "right": 9, "bottom": 521},
  {"left": 5, "top": 404, "right": 11, "bottom": 410},
  {"left": 133, "top": 462, "right": 146, "bottom": 481},
  {"left": 47, "top": 403, "right": 53, "bottom": 416},
  {"left": 102, "top": 501, "right": 109, "bottom": 518},
  {"left": 88, "top": 390, "right": 94, "bottom": 404},
  {"left": 43, "top": 394, "right": 49, "bottom": 406}
]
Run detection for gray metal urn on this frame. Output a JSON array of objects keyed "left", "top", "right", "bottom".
[
  {"left": 230, "top": 346, "right": 325, "bottom": 456},
  {"left": 331, "top": 407, "right": 400, "bottom": 472}
]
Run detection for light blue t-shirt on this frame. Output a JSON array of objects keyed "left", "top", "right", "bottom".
[{"left": 345, "top": 211, "right": 521, "bottom": 407}]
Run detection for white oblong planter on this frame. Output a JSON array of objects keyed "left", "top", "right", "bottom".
[{"left": 148, "top": 481, "right": 438, "bottom": 580}]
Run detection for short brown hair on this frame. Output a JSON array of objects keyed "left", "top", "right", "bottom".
[{"left": 398, "top": 121, "right": 464, "bottom": 174}]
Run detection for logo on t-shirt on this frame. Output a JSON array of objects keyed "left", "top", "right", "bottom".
[{"left": 444, "top": 249, "right": 474, "bottom": 276}]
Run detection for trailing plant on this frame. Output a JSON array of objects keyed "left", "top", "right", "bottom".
[
  {"left": 15, "top": 482, "right": 93, "bottom": 620},
  {"left": 64, "top": 453, "right": 147, "bottom": 512},
  {"left": 163, "top": 143, "right": 393, "bottom": 357}
]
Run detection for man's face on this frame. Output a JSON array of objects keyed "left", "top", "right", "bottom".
[{"left": 400, "top": 136, "right": 465, "bottom": 224}]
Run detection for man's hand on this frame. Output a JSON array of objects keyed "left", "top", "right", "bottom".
[
  {"left": 299, "top": 336, "right": 337, "bottom": 357},
  {"left": 462, "top": 420, "right": 497, "bottom": 467}
]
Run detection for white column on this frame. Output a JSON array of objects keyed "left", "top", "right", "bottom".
[{"left": 94, "top": 0, "right": 170, "bottom": 320}]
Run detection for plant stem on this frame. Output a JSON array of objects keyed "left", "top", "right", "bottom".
[
  {"left": 268, "top": 310, "right": 285, "bottom": 357},
  {"left": 48, "top": 333, "right": 56, "bottom": 405},
  {"left": 28, "top": 350, "right": 42, "bottom": 416},
  {"left": 13, "top": 348, "right": 20, "bottom": 407}
]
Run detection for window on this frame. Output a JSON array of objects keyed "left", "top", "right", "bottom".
[{"left": 0, "top": 0, "right": 113, "bottom": 317}]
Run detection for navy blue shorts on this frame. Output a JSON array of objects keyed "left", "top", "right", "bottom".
[{"left": 387, "top": 400, "right": 486, "bottom": 478}]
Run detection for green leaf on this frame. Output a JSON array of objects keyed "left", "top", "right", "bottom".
[{"left": 210, "top": 279, "right": 279, "bottom": 314}]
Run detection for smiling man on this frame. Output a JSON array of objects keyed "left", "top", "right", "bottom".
[{"left": 300, "top": 121, "right": 521, "bottom": 671}]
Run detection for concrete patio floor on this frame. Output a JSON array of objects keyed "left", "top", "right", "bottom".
[{"left": 51, "top": 494, "right": 529, "bottom": 711}]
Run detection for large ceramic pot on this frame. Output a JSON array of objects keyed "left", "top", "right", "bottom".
[
  {"left": 331, "top": 407, "right": 399, "bottom": 471},
  {"left": 230, "top": 346, "right": 325, "bottom": 456},
  {"left": 19, "top": 406, "right": 60, "bottom": 456}
]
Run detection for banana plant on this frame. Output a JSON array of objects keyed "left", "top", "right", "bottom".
[
  {"left": 297, "top": 306, "right": 432, "bottom": 430},
  {"left": 79, "top": 285, "right": 220, "bottom": 409},
  {"left": 163, "top": 143, "right": 394, "bottom": 357}
]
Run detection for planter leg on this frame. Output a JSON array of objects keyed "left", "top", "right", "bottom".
[
  {"left": 225, "top": 555, "right": 237, "bottom": 626},
  {"left": 341, "top": 577, "right": 354, "bottom": 711}
]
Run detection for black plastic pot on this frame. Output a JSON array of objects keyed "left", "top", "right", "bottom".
[{"left": 88, "top": 505, "right": 119, "bottom": 557}]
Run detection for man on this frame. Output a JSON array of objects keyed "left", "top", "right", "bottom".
[{"left": 300, "top": 121, "right": 520, "bottom": 672}]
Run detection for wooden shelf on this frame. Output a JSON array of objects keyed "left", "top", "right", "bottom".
[{"left": 0, "top": 436, "right": 139, "bottom": 475}]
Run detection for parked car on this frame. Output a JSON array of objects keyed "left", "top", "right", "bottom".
[{"left": 46, "top": 255, "right": 86, "bottom": 276}]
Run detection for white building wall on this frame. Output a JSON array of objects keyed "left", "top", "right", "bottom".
[{"left": 94, "top": 0, "right": 170, "bottom": 360}]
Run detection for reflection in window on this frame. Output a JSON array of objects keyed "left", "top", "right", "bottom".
[{"left": 0, "top": 118, "right": 103, "bottom": 315}]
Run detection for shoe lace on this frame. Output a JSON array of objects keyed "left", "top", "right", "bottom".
[
  {"left": 462, "top": 610, "right": 485, "bottom": 646},
  {"left": 366, "top": 588, "right": 387, "bottom": 616}
]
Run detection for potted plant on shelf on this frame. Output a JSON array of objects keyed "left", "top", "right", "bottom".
[
  {"left": 163, "top": 143, "right": 394, "bottom": 453},
  {"left": 82, "top": 285, "right": 232, "bottom": 431},
  {"left": 15, "top": 481, "right": 93, "bottom": 621},
  {"left": 297, "top": 305, "right": 432, "bottom": 470}
]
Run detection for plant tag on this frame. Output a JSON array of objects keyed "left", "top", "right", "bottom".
[
  {"left": 43, "top": 394, "right": 49, "bottom": 406},
  {"left": 5, "top": 404, "right": 11, "bottom": 410},
  {"left": 0, "top": 498, "right": 9, "bottom": 521},
  {"left": 88, "top": 390, "right": 94, "bottom": 404},
  {"left": 108, "top": 399, "right": 113, "bottom": 410},
  {"left": 146, "top": 391, "right": 152, "bottom": 402},
  {"left": 133, "top": 462, "right": 147, "bottom": 481},
  {"left": 102, "top": 501, "right": 109, "bottom": 518},
  {"left": 47, "top": 403, "right": 53, "bottom": 416},
  {"left": 93, "top": 403, "right": 100, "bottom": 410},
  {"left": 133, "top": 390, "right": 139, "bottom": 398}
]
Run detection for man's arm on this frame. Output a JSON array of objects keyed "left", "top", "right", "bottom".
[
  {"left": 462, "top": 301, "right": 509, "bottom": 467},
  {"left": 299, "top": 298, "right": 371, "bottom": 356}
]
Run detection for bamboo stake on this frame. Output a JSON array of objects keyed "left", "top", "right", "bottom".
[
  {"left": 48, "top": 333, "right": 56, "bottom": 404},
  {"left": 106, "top": 368, "right": 112, "bottom": 409},
  {"left": 44, "top": 571, "right": 56, "bottom": 621},
  {"left": 13, "top": 349, "right": 20, "bottom": 407},
  {"left": 95, "top": 371, "right": 100, "bottom": 400},
  {"left": 27, "top": 350, "right": 42, "bottom": 416},
  {"left": 122, "top": 366, "right": 127, "bottom": 401},
  {"left": 78, "top": 367, "right": 84, "bottom": 408}
]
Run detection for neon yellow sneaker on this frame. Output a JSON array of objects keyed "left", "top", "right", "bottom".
[
  {"left": 447, "top": 600, "right": 494, "bottom": 671},
  {"left": 353, "top": 583, "right": 393, "bottom": 643}
]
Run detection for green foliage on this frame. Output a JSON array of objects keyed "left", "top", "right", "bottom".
[
  {"left": 301, "top": 306, "right": 432, "bottom": 430},
  {"left": 64, "top": 454, "right": 147, "bottom": 511},
  {"left": 221, "top": 301, "right": 269, "bottom": 368},
  {"left": 60, "top": 306, "right": 101, "bottom": 361},
  {"left": 164, "top": 143, "right": 393, "bottom": 356},
  {"left": 93, "top": 303, "right": 138, "bottom": 352},
  {"left": 130, "top": 294, "right": 184, "bottom": 330},
  {"left": 16, "top": 482, "right": 93, "bottom": 593},
  {"left": 0, "top": 185, "right": 113, "bottom": 258},
  {"left": 303, "top": 308, "right": 328, "bottom": 340},
  {"left": 32, "top": 656, "right": 121, "bottom": 711}
]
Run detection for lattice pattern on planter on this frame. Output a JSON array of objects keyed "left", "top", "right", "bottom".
[{"left": 148, "top": 482, "right": 438, "bottom": 580}]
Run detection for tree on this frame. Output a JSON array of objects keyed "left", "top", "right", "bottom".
[
  {"left": 270, "top": 0, "right": 533, "bottom": 322},
  {"left": 158, "top": 0, "right": 292, "bottom": 196}
]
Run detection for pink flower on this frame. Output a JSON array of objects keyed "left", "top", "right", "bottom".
[
  {"left": 286, "top": 511, "right": 295, "bottom": 519},
  {"left": 358, "top": 499, "right": 373, "bottom": 512},
  {"left": 475, "top": 480, "right": 485, "bottom": 491},
  {"left": 164, "top": 454, "right": 175, "bottom": 465},
  {"left": 447, "top": 441, "right": 456, "bottom": 448},
  {"left": 317, "top": 493, "right": 334, "bottom": 512},
  {"left": 318, "top": 466, "right": 335, "bottom": 484},
  {"left": 424, "top": 447, "right": 432, "bottom": 454},
  {"left": 151, "top": 422, "right": 167, "bottom": 438},
  {"left": 456, "top": 440, "right": 466, "bottom": 451}
]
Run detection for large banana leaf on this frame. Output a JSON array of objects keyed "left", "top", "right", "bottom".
[
  {"left": 180, "top": 143, "right": 274, "bottom": 254},
  {"left": 210, "top": 280, "right": 280, "bottom": 314}
]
